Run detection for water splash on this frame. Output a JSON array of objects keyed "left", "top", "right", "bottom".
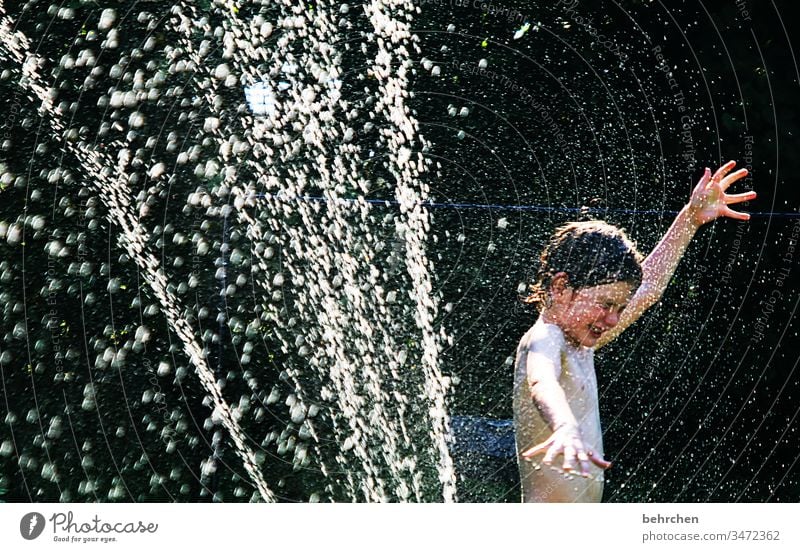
[
  {"left": 0, "top": 7, "right": 275, "bottom": 502},
  {"left": 1, "top": 0, "right": 456, "bottom": 502}
]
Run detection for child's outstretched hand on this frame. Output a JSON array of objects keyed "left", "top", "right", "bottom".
[
  {"left": 687, "top": 161, "right": 756, "bottom": 227},
  {"left": 521, "top": 424, "right": 612, "bottom": 477}
]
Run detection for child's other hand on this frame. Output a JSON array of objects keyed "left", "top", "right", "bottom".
[
  {"left": 521, "top": 424, "right": 611, "bottom": 477},
  {"left": 687, "top": 161, "right": 756, "bottom": 227}
]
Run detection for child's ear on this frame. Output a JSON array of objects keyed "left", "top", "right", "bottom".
[{"left": 549, "top": 272, "right": 571, "bottom": 299}]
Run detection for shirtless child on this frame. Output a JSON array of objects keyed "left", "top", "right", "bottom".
[{"left": 513, "top": 161, "right": 756, "bottom": 502}]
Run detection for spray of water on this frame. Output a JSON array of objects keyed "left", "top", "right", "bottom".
[
  {"left": 0, "top": 5, "right": 274, "bottom": 502},
  {"left": 1, "top": 0, "right": 456, "bottom": 501}
]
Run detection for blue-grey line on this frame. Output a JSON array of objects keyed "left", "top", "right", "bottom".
[{"left": 250, "top": 193, "right": 798, "bottom": 218}]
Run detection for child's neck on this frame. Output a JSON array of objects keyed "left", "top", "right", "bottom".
[
  {"left": 540, "top": 308, "right": 585, "bottom": 349},
  {"left": 540, "top": 307, "right": 564, "bottom": 328}
]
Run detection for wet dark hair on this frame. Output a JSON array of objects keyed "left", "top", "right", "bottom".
[{"left": 521, "top": 220, "right": 644, "bottom": 311}]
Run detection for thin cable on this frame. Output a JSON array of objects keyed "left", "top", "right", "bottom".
[{"left": 250, "top": 193, "right": 798, "bottom": 219}]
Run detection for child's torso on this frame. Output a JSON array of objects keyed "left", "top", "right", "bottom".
[{"left": 513, "top": 319, "right": 604, "bottom": 502}]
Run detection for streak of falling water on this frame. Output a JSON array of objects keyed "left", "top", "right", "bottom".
[
  {"left": 166, "top": 0, "right": 456, "bottom": 501},
  {"left": 0, "top": 7, "right": 275, "bottom": 503},
  {"left": 0, "top": 0, "right": 456, "bottom": 502}
]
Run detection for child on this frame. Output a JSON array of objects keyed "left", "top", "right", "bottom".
[{"left": 513, "top": 161, "right": 756, "bottom": 502}]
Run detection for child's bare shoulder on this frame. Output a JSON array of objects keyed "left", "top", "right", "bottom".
[{"left": 518, "top": 319, "right": 566, "bottom": 355}]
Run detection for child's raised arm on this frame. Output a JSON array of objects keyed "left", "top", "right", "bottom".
[
  {"left": 520, "top": 337, "right": 612, "bottom": 476},
  {"left": 595, "top": 161, "right": 756, "bottom": 349}
]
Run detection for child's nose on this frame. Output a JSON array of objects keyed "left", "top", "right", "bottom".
[{"left": 604, "top": 310, "right": 621, "bottom": 327}]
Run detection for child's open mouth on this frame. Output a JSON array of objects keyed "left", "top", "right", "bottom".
[{"left": 589, "top": 326, "right": 604, "bottom": 338}]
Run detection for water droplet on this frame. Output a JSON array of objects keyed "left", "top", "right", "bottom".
[
  {"left": 214, "top": 64, "right": 230, "bottom": 80},
  {"left": 98, "top": 8, "right": 117, "bottom": 30},
  {"left": 149, "top": 163, "right": 166, "bottom": 179}
]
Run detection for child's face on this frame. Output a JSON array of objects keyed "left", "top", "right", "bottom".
[{"left": 553, "top": 280, "right": 635, "bottom": 348}]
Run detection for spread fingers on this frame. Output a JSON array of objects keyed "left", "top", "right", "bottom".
[
  {"left": 562, "top": 445, "right": 576, "bottom": 472},
  {"left": 720, "top": 168, "right": 749, "bottom": 191},
  {"left": 722, "top": 206, "right": 751, "bottom": 221},
  {"left": 521, "top": 438, "right": 552, "bottom": 459},
  {"left": 725, "top": 191, "right": 757, "bottom": 204},
  {"left": 711, "top": 160, "right": 737, "bottom": 186},
  {"left": 576, "top": 450, "right": 591, "bottom": 477},
  {"left": 587, "top": 449, "right": 612, "bottom": 470}
]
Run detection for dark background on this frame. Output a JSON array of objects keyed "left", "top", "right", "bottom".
[
  {"left": 414, "top": 0, "right": 800, "bottom": 501},
  {"left": 1, "top": 0, "right": 798, "bottom": 502}
]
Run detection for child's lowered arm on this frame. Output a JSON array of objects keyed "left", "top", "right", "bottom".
[
  {"left": 520, "top": 350, "right": 612, "bottom": 476},
  {"left": 595, "top": 161, "right": 756, "bottom": 349}
]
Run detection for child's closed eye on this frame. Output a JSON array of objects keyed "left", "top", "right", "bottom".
[{"left": 600, "top": 301, "right": 627, "bottom": 313}]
